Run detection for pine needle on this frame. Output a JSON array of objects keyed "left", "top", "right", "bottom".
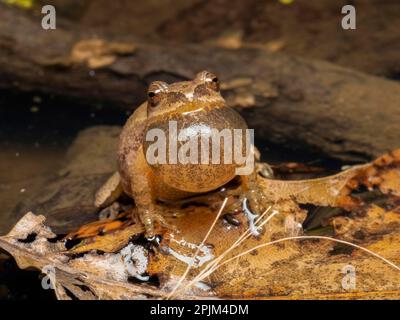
[
  {"left": 166, "top": 197, "right": 228, "bottom": 299},
  {"left": 197, "top": 235, "right": 400, "bottom": 283},
  {"left": 170, "top": 202, "right": 275, "bottom": 298}
]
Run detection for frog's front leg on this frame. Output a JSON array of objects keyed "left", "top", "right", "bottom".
[
  {"left": 136, "top": 204, "right": 172, "bottom": 240},
  {"left": 129, "top": 151, "right": 173, "bottom": 239}
]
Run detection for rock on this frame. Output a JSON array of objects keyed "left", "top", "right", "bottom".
[{"left": 10, "top": 126, "right": 120, "bottom": 234}]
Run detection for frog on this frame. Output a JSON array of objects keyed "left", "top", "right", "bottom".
[{"left": 94, "top": 71, "right": 272, "bottom": 239}]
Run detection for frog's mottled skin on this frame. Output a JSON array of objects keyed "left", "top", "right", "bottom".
[{"left": 95, "top": 71, "right": 267, "bottom": 238}]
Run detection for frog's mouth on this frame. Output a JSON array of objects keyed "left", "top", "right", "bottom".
[
  {"left": 148, "top": 100, "right": 225, "bottom": 121},
  {"left": 145, "top": 104, "right": 247, "bottom": 135},
  {"left": 176, "top": 101, "right": 213, "bottom": 115}
]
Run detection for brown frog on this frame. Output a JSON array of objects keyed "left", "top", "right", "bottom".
[{"left": 95, "top": 71, "right": 270, "bottom": 238}]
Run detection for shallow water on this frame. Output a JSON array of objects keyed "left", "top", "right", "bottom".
[{"left": 0, "top": 90, "right": 128, "bottom": 232}]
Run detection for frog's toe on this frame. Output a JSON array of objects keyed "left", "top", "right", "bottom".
[
  {"left": 152, "top": 211, "right": 178, "bottom": 233},
  {"left": 137, "top": 207, "right": 177, "bottom": 239},
  {"left": 138, "top": 210, "right": 156, "bottom": 239},
  {"left": 242, "top": 188, "right": 269, "bottom": 237},
  {"left": 242, "top": 198, "right": 263, "bottom": 237},
  {"left": 246, "top": 186, "right": 269, "bottom": 213}
]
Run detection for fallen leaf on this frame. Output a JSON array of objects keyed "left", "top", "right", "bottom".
[{"left": 1, "top": 150, "right": 400, "bottom": 299}]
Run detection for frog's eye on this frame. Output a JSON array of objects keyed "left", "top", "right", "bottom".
[
  {"left": 147, "top": 81, "right": 168, "bottom": 108},
  {"left": 206, "top": 75, "right": 220, "bottom": 92},
  {"left": 197, "top": 71, "right": 220, "bottom": 92}
]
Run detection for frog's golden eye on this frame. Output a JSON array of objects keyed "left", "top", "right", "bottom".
[
  {"left": 147, "top": 81, "right": 168, "bottom": 108},
  {"left": 197, "top": 71, "right": 220, "bottom": 92},
  {"left": 205, "top": 74, "right": 220, "bottom": 92},
  {"left": 147, "top": 91, "right": 161, "bottom": 108}
]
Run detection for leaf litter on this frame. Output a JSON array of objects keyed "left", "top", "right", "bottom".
[{"left": 1, "top": 150, "right": 400, "bottom": 299}]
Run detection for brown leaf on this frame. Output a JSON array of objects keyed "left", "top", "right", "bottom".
[{"left": 1, "top": 150, "right": 400, "bottom": 299}]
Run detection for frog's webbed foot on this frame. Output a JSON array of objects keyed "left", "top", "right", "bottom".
[
  {"left": 241, "top": 187, "right": 270, "bottom": 237},
  {"left": 136, "top": 205, "right": 177, "bottom": 240},
  {"left": 245, "top": 185, "right": 269, "bottom": 214},
  {"left": 223, "top": 174, "right": 270, "bottom": 236},
  {"left": 224, "top": 182, "right": 268, "bottom": 212}
]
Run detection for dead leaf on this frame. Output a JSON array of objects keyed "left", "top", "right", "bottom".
[{"left": 1, "top": 150, "right": 400, "bottom": 299}]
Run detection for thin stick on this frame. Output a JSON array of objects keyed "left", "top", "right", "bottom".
[
  {"left": 190, "top": 205, "right": 273, "bottom": 283},
  {"left": 199, "top": 207, "right": 276, "bottom": 277},
  {"left": 166, "top": 197, "right": 228, "bottom": 300},
  {"left": 171, "top": 204, "right": 276, "bottom": 298}
]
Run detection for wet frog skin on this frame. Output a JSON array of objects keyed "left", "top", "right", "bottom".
[{"left": 95, "top": 71, "right": 268, "bottom": 238}]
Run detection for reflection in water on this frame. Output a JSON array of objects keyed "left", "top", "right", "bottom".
[{"left": 0, "top": 90, "right": 127, "bottom": 233}]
